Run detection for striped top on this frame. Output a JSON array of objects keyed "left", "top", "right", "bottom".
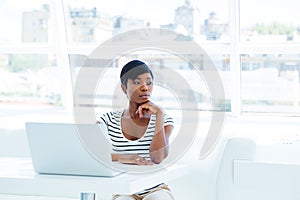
[{"left": 99, "top": 110, "right": 174, "bottom": 161}]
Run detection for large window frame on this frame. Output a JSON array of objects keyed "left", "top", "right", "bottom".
[{"left": 1, "top": 0, "right": 300, "bottom": 117}]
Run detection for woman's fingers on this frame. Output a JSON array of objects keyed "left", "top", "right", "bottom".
[
  {"left": 118, "top": 154, "right": 153, "bottom": 165},
  {"left": 136, "top": 101, "right": 161, "bottom": 118},
  {"left": 135, "top": 106, "right": 144, "bottom": 118},
  {"left": 138, "top": 108, "right": 150, "bottom": 118},
  {"left": 134, "top": 156, "right": 153, "bottom": 165}
]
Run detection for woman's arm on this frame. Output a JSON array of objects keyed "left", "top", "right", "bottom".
[
  {"left": 149, "top": 112, "right": 173, "bottom": 164},
  {"left": 136, "top": 102, "right": 174, "bottom": 164}
]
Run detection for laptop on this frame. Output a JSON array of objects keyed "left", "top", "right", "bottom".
[{"left": 25, "top": 122, "right": 124, "bottom": 177}]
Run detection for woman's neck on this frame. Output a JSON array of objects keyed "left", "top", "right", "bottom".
[
  {"left": 126, "top": 101, "right": 140, "bottom": 119},
  {"left": 126, "top": 101, "right": 152, "bottom": 120},
  {"left": 122, "top": 101, "right": 150, "bottom": 129}
]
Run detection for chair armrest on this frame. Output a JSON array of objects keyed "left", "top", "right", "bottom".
[{"left": 216, "top": 138, "right": 256, "bottom": 200}]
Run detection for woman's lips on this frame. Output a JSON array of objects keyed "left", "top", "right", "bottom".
[{"left": 139, "top": 94, "right": 150, "bottom": 98}]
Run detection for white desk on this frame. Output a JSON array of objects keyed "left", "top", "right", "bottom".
[{"left": 0, "top": 158, "right": 186, "bottom": 200}]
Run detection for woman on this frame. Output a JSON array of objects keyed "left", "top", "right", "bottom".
[{"left": 99, "top": 60, "right": 175, "bottom": 200}]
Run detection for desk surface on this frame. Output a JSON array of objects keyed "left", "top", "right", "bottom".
[{"left": 0, "top": 158, "right": 185, "bottom": 199}]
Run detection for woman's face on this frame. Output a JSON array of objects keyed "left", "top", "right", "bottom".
[{"left": 123, "top": 72, "right": 153, "bottom": 104}]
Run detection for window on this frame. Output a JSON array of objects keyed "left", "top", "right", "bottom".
[
  {"left": 0, "top": 1, "right": 71, "bottom": 137},
  {"left": 63, "top": 0, "right": 231, "bottom": 113},
  {"left": 0, "top": 53, "right": 61, "bottom": 105},
  {"left": 1, "top": 0, "right": 300, "bottom": 122},
  {"left": 62, "top": 0, "right": 229, "bottom": 43},
  {"left": 241, "top": 54, "right": 300, "bottom": 114},
  {"left": 0, "top": 1, "right": 53, "bottom": 44},
  {"left": 240, "top": 0, "right": 300, "bottom": 43},
  {"left": 239, "top": 0, "right": 300, "bottom": 114},
  {"left": 0, "top": 1, "right": 65, "bottom": 107}
]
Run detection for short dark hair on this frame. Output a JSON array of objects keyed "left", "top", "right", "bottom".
[{"left": 120, "top": 60, "right": 153, "bottom": 85}]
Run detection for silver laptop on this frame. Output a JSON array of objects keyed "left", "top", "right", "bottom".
[{"left": 25, "top": 122, "right": 124, "bottom": 177}]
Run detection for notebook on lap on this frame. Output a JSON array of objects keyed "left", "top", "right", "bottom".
[{"left": 25, "top": 122, "right": 124, "bottom": 177}]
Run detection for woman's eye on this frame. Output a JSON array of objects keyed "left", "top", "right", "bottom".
[
  {"left": 147, "top": 81, "right": 152, "bottom": 85},
  {"left": 133, "top": 81, "right": 140, "bottom": 85}
]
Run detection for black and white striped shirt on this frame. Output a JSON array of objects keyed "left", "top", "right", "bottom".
[{"left": 99, "top": 110, "right": 174, "bottom": 161}]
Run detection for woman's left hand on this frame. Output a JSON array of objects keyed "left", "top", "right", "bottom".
[{"left": 136, "top": 101, "right": 163, "bottom": 118}]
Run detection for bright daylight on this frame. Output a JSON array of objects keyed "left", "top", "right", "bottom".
[{"left": 0, "top": 0, "right": 300, "bottom": 200}]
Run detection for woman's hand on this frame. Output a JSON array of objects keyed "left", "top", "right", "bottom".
[
  {"left": 135, "top": 101, "right": 163, "bottom": 118},
  {"left": 112, "top": 154, "right": 153, "bottom": 165}
]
